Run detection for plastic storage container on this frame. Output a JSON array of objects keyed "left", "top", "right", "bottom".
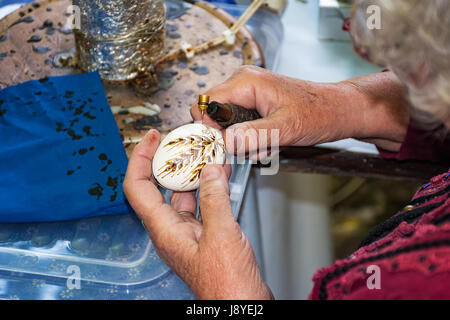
[{"left": 0, "top": 162, "right": 252, "bottom": 299}]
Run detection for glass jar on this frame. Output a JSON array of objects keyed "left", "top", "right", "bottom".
[{"left": 73, "top": 0, "right": 166, "bottom": 81}]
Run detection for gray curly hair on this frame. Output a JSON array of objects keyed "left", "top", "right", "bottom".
[{"left": 350, "top": 0, "right": 450, "bottom": 129}]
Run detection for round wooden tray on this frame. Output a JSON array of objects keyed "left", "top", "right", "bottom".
[{"left": 0, "top": 0, "right": 264, "bottom": 155}]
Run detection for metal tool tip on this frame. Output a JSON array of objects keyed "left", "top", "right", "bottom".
[
  {"left": 198, "top": 94, "right": 210, "bottom": 105},
  {"left": 198, "top": 94, "right": 209, "bottom": 121}
]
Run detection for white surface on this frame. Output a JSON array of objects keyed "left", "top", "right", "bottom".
[
  {"left": 321, "top": 0, "right": 340, "bottom": 6},
  {"left": 320, "top": 138, "right": 378, "bottom": 154},
  {"left": 237, "top": 173, "right": 266, "bottom": 278},
  {"left": 255, "top": 171, "right": 332, "bottom": 299}
]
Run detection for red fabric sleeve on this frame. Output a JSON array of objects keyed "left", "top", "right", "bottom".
[
  {"left": 309, "top": 180, "right": 450, "bottom": 300},
  {"left": 378, "top": 120, "right": 450, "bottom": 164}
]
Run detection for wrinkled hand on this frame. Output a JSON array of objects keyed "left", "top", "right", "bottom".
[
  {"left": 123, "top": 129, "right": 273, "bottom": 300},
  {"left": 192, "top": 65, "right": 410, "bottom": 154},
  {"left": 191, "top": 65, "right": 362, "bottom": 155}
]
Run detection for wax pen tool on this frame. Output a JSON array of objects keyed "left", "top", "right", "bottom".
[{"left": 197, "top": 94, "right": 261, "bottom": 128}]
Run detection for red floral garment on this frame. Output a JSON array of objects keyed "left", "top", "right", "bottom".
[{"left": 309, "top": 121, "right": 450, "bottom": 300}]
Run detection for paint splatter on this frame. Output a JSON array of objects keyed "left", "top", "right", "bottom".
[
  {"left": 78, "top": 148, "right": 87, "bottom": 155},
  {"left": 66, "top": 129, "right": 83, "bottom": 140},
  {"left": 233, "top": 51, "right": 242, "bottom": 59},
  {"left": 32, "top": 45, "right": 52, "bottom": 54},
  {"left": 166, "top": 32, "right": 181, "bottom": 39},
  {"left": 56, "top": 122, "right": 64, "bottom": 132},
  {"left": 10, "top": 16, "right": 34, "bottom": 27},
  {"left": 133, "top": 115, "right": 163, "bottom": 130},
  {"left": 101, "top": 160, "right": 112, "bottom": 172},
  {"left": 110, "top": 192, "right": 118, "bottom": 202},
  {"left": 73, "top": 105, "right": 85, "bottom": 116},
  {"left": 27, "top": 35, "right": 42, "bottom": 43},
  {"left": 83, "top": 111, "right": 96, "bottom": 120},
  {"left": 189, "top": 65, "right": 210, "bottom": 75},
  {"left": 46, "top": 27, "right": 56, "bottom": 35},
  {"left": 70, "top": 118, "right": 79, "bottom": 127},
  {"left": 88, "top": 183, "right": 103, "bottom": 200},
  {"left": 156, "top": 70, "right": 177, "bottom": 90},
  {"left": 56, "top": 122, "right": 83, "bottom": 140},
  {"left": 0, "top": 52, "right": 8, "bottom": 61},
  {"left": 83, "top": 126, "right": 92, "bottom": 136},
  {"left": 106, "top": 176, "right": 118, "bottom": 191},
  {"left": 39, "top": 19, "right": 53, "bottom": 29},
  {"left": 159, "top": 70, "right": 178, "bottom": 77},
  {"left": 60, "top": 26, "right": 73, "bottom": 35},
  {"left": 166, "top": 24, "right": 179, "bottom": 32}
]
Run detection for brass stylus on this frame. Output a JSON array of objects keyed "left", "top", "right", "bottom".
[{"left": 197, "top": 95, "right": 261, "bottom": 128}]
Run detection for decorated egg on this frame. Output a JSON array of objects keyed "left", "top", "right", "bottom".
[{"left": 152, "top": 123, "right": 226, "bottom": 191}]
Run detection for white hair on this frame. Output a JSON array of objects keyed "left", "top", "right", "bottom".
[{"left": 350, "top": 0, "right": 450, "bottom": 129}]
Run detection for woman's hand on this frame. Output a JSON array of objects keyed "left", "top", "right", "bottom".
[
  {"left": 123, "top": 129, "right": 273, "bottom": 300},
  {"left": 191, "top": 65, "right": 410, "bottom": 154}
]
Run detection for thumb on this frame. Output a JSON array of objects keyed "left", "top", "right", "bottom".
[{"left": 198, "top": 165, "right": 236, "bottom": 233}]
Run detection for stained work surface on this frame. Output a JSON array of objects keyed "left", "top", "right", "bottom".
[{"left": 0, "top": 0, "right": 264, "bottom": 156}]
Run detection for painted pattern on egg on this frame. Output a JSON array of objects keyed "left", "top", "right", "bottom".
[{"left": 152, "top": 123, "right": 226, "bottom": 191}]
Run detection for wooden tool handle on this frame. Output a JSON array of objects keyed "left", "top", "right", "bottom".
[{"left": 207, "top": 101, "right": 261, "bottom": 128}]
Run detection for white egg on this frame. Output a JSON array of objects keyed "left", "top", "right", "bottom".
[{"left": 152, "top": 123, "right": 226, "bottom": 191}]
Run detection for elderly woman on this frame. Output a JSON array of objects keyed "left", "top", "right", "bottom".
[{"left": 123, "top": 0, "right": 450, "bottom": 299}]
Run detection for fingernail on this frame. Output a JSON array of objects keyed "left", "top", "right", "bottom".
[
  {"left": 145, "top": 129, "right": 157, "bottom": 140},
  {"left": 201, "top": 165, "right": 220, "bottom": 182}
]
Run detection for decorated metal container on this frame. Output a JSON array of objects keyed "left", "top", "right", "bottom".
[{"left": 73, "top": 0, "right": 166, "bottom": 81}]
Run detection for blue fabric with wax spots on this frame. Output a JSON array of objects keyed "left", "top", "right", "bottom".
[{"left": 0, "top": 72, "right": 132, "bottom": 222}]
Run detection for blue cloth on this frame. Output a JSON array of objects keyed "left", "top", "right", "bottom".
[{"left": 0, "top": 72, "right": 131, "bottom": 222}]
